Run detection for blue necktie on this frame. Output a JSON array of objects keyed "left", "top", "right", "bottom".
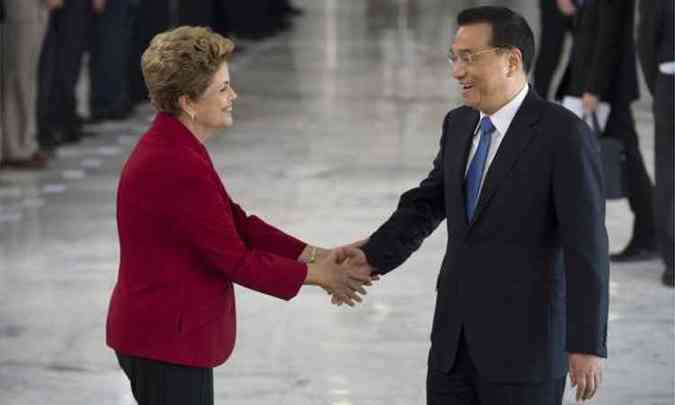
[{"left": 465, "top": 117, "right": 495, "bottom": 220}]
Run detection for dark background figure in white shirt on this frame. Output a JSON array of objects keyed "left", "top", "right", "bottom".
[
  {"left": 638, "top": 0, "right": 674, "bottom": 287},
  {"left": 560, "top": 0, "right": 657, "bottom": 262}
]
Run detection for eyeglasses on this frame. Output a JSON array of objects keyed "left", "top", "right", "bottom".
[{"left": 447, "top": 47, "right": 501, "bottom": 67}]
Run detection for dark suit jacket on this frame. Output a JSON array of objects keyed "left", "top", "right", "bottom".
[
  {"left": 362, "top": 89, "right": 610, "bottom": 382},
  {"left": 562, "top": 0, "right": 639, "bottom": 104},
  {"left": 107, "top": 113, "right": 308, "bottom": 368},
  {"left": 638, "top": 0, "right": 674, "bottom": 95}
]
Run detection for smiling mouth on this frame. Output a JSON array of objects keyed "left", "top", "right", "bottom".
[{"left": 461, "top": 83, "right": 474, "bottom": 92}]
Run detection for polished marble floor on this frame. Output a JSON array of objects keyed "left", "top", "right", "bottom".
[{"left": 0, "top": 1, "right": 673, "bottom": 404}]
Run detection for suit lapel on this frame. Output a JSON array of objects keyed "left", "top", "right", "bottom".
[
  {"left": 448, "top": 109, "right": 480, "bottom": 232},
  {"left": 467, "top": 90, "right": 544, "bottom": 228}
]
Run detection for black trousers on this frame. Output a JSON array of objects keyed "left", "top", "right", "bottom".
[
  {"left": 36, "top": 0, "right": 90, "bottom": 145},
  {"left": 654, "top": 73, "right": 674, "bottom": 270},
  {"left": 116, "top": 352, "right": 214, "bottom": 405},
  {"left": 605, "top": 103, "right": 656, "bottom": 243},
  {"left": 89, "top": 0, "right": 134, "bottom": 116},
  {"left": 533, "top": 0, "right": 572, "bottom": 99},
  {"left": 127, "top": 0, "right": 170, "bottom": 105},
  {"left": 427, "top": 333, "right": 565, "bottom": 405}
]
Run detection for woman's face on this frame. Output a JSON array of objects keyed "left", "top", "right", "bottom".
[{"left": 191, "top": 62, "right": 238, "bottom": 129}]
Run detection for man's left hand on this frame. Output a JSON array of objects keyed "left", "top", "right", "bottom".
[{"left": 569, "top": 353, "right": 604, "bottom": 402}]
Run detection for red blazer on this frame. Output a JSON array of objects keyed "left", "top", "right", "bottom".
[{"left": 106, "top": 113, "right": 308, "bottom": 368}]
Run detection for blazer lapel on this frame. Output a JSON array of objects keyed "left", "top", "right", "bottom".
[
  {"left": 468, "top": 90, "right": 544, "bottom": 228},
  {"left": 448, "top": 109, "right": 480, "bottom": 232}
]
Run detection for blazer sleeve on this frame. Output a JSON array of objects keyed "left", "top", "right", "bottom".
[
  {"left": 361, "top": 116, "right": 449, "bottom": 274},
  {"left": 553, "top": 116, "right": 610, "bottom": 358},
  {"left": 586, "top": 0, "right": 629, "bottom": 98},
  {"left": 229, "top": 201, "right": 307, "bottom": 260},
  {"left": 171, "top": 169, "right": 307, "bottom": 301}
]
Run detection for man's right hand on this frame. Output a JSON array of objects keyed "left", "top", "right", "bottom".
[
  {"left": 306, "top": 250, "right": 373, "bottom": 306},
  {"left": 330, "top": 246, "right": 378, "bottom": 306}
]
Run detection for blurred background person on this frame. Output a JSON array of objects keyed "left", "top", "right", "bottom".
[
  {"left": 36, "top": 0, "right": 103, "bottom": 152},
  {"left": 0, "top": 0, "right": 4, "bottom": 169},
  {"left": 87, "top": 0, "right": 135, "bottom": 123},
  {"left": 638, "top": 0, "right": 674, "bottom": 287},
  {"left": 126, "top": 0, "right": 304, "bottom": 109},
  {"left": 533, "top": 0, "right": 574, "bottom": 100},
  {"left": 0, "top": 0, "right": 50, "bottom": 169},
  {"left": 561, "top": 0, "right": 656, "bottom": 262}
]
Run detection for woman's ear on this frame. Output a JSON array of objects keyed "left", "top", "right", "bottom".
[{"left": 178, "top": 95, "right": 194, "bottom": 118}]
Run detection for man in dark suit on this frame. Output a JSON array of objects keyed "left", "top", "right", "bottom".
[
  {"left": 637, "top": 0, "right": 674, "bottom": 287},
  {"left": 533, "top": 0, "right": 573, "bottom": 99},
  {"left": 341, "top": 7, "right": 609, "bottom": 404},
  {"left": 37, "top": 0, "right": 102, "bottom": 150},
  {"left": 563, "top": 0, "right": 656, "bottom": 262}
]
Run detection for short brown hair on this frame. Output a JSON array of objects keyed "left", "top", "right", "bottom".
[{"left": 141, "top": 26, "right": 235, "bottom": 115}]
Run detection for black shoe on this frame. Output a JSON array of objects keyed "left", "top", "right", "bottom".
[
  {"left": 610, "top": 241, "right": 659, "bottom": 263},
  {"left": 87, "top": 105, "right": 133, "bottom": 124},
  {"left": 662, "top": 268, "right": 674, "bottom": 287},
  {"left": 0, "top": 151, "right": 49, "bottom": 170},
  {"left": 282, "top": 3, "right": 304, "bottom": 16},
  {"left": 61, "top": 126, "right": 96, "bottom": 143},
  {"left": 38, "top": 131, "right": 60, "bottom": 151}
]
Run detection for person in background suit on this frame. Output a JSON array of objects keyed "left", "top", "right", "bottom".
[
  {"left": 0, "top": 0, "right": 4, "bottom": 167},
  {"left": 0, "top": 0, "right": 51, "bottom": 169},
  {"left": 638, "top": 0, "right": 674, "bottom": 287},
  {"left": 106, "top": 26, "right": 375, "bottom": 405},
  {"left": 533, "top": 0, "right": 573, "bottom": 100},
  {"left": 339, "top": 7, "right": 609, "bottom": 404},
  {"left": 36, "top": 0, "right": 104, "bottom": 150},
  {"left": 87, "top": 0, "right": 135, "bottom": 122},
  {"left": 563, "top": 0, "right": 657, "bottom": 262}
]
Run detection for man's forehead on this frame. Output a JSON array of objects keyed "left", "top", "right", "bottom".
[{"left": 451, "top": 23, "right": 492, "bottom": 49}]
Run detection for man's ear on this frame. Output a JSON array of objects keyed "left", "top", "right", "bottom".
[{"left": 509, "top": 48, "right": 524, "bottom": 75}]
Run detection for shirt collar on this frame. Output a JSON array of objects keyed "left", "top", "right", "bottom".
[{"left": 477, "top": 83, "right": 529, "bottom": 136}]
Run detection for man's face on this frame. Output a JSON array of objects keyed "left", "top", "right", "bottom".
[{"left": 450, "top": 23, "right": 511, "bottom": 114}]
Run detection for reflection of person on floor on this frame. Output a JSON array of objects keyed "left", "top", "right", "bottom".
[
  {"left": 338, "top": 7, "right": 609, "bottom": 405},
  {"left": 105, "top": 27, "right": 375, "bottom": 405}
]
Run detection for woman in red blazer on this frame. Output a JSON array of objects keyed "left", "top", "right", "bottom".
[{"left": 106, "top": 26, "right": 373, "bottom": 405}]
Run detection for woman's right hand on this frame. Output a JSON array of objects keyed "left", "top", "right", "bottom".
[{"left": 305, "top": 250, "right": 373, "bottom": 306}]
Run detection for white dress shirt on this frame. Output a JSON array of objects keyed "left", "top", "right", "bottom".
[{"left": 464, "top": 84, "right": 529, "bottom": 195}]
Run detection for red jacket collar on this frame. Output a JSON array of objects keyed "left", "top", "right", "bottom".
[{"left": 149, "top": 112, "right": 209, "bottom": 157}]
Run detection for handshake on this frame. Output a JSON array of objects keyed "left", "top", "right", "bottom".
[{"left": 304, "top": 241, "right": 379, "bottom": 307}]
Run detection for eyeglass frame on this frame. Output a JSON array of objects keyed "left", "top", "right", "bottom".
[{"left": 447, "top": 47, "right": 506, "bottom": 67}]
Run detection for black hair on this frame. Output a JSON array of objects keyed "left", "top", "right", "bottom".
[{"left": 457, "top": 6, "right": 535, "bottom": 73}]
